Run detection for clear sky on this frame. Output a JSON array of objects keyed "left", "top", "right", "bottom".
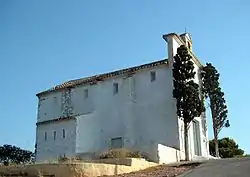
[{"left": 0, "top": 0, "right": 249, "bottom": 154}]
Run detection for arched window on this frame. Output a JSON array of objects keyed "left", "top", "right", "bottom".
[{"left": 188, "top": 42, "right": 191, "bottom": 49}]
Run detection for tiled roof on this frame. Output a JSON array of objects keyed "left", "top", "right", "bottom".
[
  {"left": 36, "top": 59, "right": 168, "bottom": 97},
  {"left": 36, "top": 116, "right": 75, "bottom": 125}
]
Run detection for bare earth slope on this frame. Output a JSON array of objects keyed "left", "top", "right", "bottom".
[{"left": 105, "top": 163, "right": 200, "bottom": 177}]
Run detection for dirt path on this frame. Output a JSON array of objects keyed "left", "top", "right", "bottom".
[{"left": 105, "top": 164, "right": 198, "bottom": 177}]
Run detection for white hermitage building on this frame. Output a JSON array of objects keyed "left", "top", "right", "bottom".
[{"left": 35, "top": 32, "right": 210, "bottom": 164}]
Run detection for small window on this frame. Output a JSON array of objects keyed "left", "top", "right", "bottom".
[
  {"left": 188, "top": 42, "right": 191, "bottom": 49},
  {"left": 113, "top": 83, "right": 118, "bottom": 94},
  {"left": 53, "top": 96, "right": 57, "bottom": 104},
  {"left": 150, "top": 71, "right": 156, "bottom": 82},
  {"left": 111, "top": 137, "right": 123, "bottom": 149},
  {"left": 62, "top": 129, "right": 65, "bottom": 139},
  {"left": 53, "top": 131, "right": 57, "bottom": 140},
  {"left": 84, "top": 89, "right": 88, "bottom": 99},
  {"left": 44, "top": 132, "right": 47, "bottom": 140}
]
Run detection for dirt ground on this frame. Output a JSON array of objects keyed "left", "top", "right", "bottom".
[
  {"left": 105, "top": 163, "right": 199, "bottom": 177},
  {"left": 0, "top": 162, "right": 201, "bottom": 177}
]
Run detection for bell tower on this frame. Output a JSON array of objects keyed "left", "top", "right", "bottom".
[{"left": 180, "top": 33, "right": 192, "bottom": 51}]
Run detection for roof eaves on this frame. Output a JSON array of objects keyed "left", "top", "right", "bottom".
[{"left": 36, "top": 59, "right": 168, "bottom": 97}]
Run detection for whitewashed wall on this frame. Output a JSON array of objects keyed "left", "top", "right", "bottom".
[
  {"left": 132, "top": 66, "right": 180, "bottom": 161},
  {"left": 73, "top": 64, "right": 179, "bottom": 161},
  {"left": 36, "top": 119, "right": 76, "bottom": 162},
  {"left": 73, "top": 73, "right": 137, "bottom": 154},
  {"left": 75, "top": 114, "right": 99, "bottom": 154},
  {"left": 37, "top": 92, "right": 62, "bottom": 122}
]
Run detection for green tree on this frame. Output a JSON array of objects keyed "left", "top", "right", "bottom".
[
  {"left": 209, "top": 137, "right": 244, "bottom": 158},
  {"left": 0, "top": 144, "right": 34, "bottom": 165},
  {"left": 173, "top": 45, "right": 205, "bottom": 160},
  {"left": 201, "top": 63, "right": 229, "bottom": 157}
]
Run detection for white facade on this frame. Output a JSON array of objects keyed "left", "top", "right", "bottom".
[{"left": 35, "top": 33, "right": 209, "bottom": 163}]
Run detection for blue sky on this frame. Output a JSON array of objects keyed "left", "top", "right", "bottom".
[{"left": 0, "top": 0, "right": 249, "bottom": 154}]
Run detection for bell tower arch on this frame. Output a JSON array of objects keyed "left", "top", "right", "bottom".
[{"left": 180, "top": 33, "right": 192, "bottom": 51}]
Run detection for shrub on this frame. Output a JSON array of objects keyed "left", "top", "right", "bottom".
[
  {"left": 3, "top": 161, "right": 9, "bottom": 166},
  {"left": 58, "top": 155, "right": 80, "bottom": 163},
  {"left": 127, "top": 151, "right": 143, "bottom": 158},
  {"left": 99, "top": 149, "right": 144, "bottom": 159},
  {"left": 58, "top": 155, "right": 69, "bottom": 163}
]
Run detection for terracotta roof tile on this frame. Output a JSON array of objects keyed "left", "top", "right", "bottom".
[
  {"left": 36, "top": 116, "right": 75, "bottom": 125},
  {"left": 37, "top": 59, "right": 168, "bottom": 97}
]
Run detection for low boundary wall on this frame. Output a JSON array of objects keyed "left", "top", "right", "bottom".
[{"left": 0, "top": 158, "right": 157, "bottom": 177}]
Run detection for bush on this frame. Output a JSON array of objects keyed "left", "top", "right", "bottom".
[
  {"left": 58, "top": 155, "right": 69, "bottom": 163},
  {"left": 99, "top": 149, "right": 144, "bottom": 159},
  {"left": 127, "top": 151, "right": 143, "bottom": 158},
  {"left": 58, "top": 155, "right": 80, "bottom": 163},
  {"left": 3, "top": 161, "right": 9, "bottom": 166}
]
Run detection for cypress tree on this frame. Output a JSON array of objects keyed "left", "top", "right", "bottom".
[
  {"left": 173, "top": 45, "right": 205, "bottom": 160},
  {"left": 201, "top": 63, "right": 229, "bottom": 157}
]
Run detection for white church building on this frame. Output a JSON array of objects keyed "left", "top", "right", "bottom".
[{"left": 35, "top": 32, "right": 210, "bottom": 164}]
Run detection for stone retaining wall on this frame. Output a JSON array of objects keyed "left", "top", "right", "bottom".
[{"left": 0, "top": 158, "right": 157, "bottom": 177}]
